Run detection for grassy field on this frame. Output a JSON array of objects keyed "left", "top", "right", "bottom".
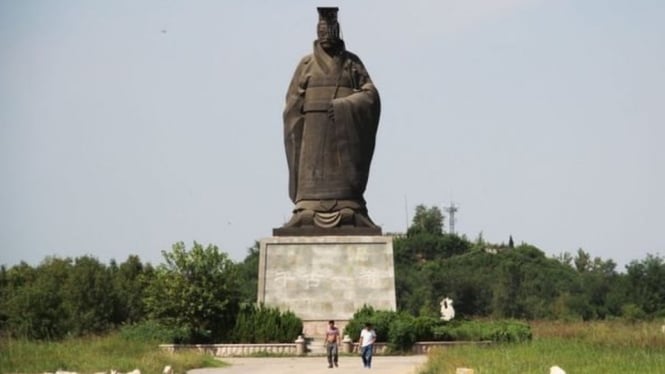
[
  {"left": 3, "top": 320, "right": 665, "bottom": 373},
  {"left": 420, "top": 320, "right": 665, "bottom": 374},
  {"left": 0, "top": 332, "right": 225, "bottom": 374}
]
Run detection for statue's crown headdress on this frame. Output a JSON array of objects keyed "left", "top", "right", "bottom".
[{"left": 317, "top": 7, "right": 339, "bottom": 23}]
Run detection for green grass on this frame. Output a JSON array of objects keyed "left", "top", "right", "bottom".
[
  {"left": 4, "top": 320, "right": 665, "bottom": 373},
  {"left": 420, "top": 320, "right": 665, "bottom": 374},
  {"left": 0, "top": 332, "right": 226, "bottom": 374}
]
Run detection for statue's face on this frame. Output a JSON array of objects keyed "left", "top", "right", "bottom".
[{"left": 317, "top": 21, "right": 340, "bottom": 50}]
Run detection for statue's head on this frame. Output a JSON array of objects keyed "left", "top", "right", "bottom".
[{"left": 317, "top": 7, "right": 342, "bottom": 52}]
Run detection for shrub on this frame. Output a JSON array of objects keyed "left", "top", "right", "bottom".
[
  {"left": 386, "top": 314, "right": 440, "bottom": 351},
  {"left": 343, "top": 305, "right": 376, "bottom": 340},
  {"left": 432, "top": 320, "right": 532, "bottom": 343},
  {"left": 621, "top": 303, "right": 646, "bottom": 322},
  {"left": 230, "top": 304, "right": 302, "bottom": 343},
  {"left": 388, "top": 313, "right": 416, "bottom": 351},
  {"left": 343, "top": 305, "right": 398, "bottom": 342},
  {"left": 412, "top": 316, "right": 439, "bottom": 341},
  {"left": 346, "top": 307, "right": 532, "bottom": 349},
  {"left": 372, "top": 310, "right": 399, "bottom": 342}
]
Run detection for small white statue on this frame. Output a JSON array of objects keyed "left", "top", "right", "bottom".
[
  {"left": 440, "top": 297, "right": 455, "bottom": 321},
  {"left": 550, "top": 366, "right": 566, "bottom": 374}
]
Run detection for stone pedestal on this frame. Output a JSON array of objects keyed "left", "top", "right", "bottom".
[{"left": 257, "top": 236, "right": 396, "bottom": 334}]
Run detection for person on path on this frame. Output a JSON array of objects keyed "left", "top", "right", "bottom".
[
  {"left": 358, "top": 322, "right": 376, "bottom": 368},
  {"left": 325, "top": 320, "right": 340, "bottom": 368}
]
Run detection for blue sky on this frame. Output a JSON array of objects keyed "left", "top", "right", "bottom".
[{"left": 1, "top": 0, "right": 663, "bottom": 270}]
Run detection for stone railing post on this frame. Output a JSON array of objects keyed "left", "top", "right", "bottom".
[
  {"left": 295, "top": 335, "right": 306, "bottom": 356},
  {"left": 342, "top": 334, "right": 353, "bottom": 353}
]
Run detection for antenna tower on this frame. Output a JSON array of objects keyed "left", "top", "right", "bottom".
[{"left": 443, "top": 202, "right": 459, "bottom": 234}]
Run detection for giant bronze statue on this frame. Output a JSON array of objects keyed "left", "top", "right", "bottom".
[{"left": 276, "top": 7, "right": 381, "bottom": 235}]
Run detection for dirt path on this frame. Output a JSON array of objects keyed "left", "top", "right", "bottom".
[{"left": 188, "top": 355, "right": 428, "bottom": 374}]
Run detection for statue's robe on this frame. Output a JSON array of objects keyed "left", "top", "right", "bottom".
[{"left": 283, "top": 41, "right": 381, "bottom": 206}]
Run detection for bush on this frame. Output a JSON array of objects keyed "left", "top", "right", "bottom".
[
  {"left": 343, "top": 305, "right": 376, "bottom": 340},
  {"left": 432, "top": 320, "right": 532, "bottom": 343},
  {"left": 372, "top": 310, "right": 399, "bottom": 342},
  {"left": 230, "top": 304, "right": 302, "bottom": 343},
  {"left": 388, "top": 313, "right": 416, "bottom": 351},
  {"left": 621, "top": 303, "right": 646, "bottom": 322},
  {"left": 412, "top": 316, "right": 439, "bottom": 341},
  {"left": 386, "top": 314, "right": 441, "bottom": 352},
  {"left": 343, "top": 305, "right": 398, "bottom": 343},
  {"left": 345, "top": 307, "right": 532, "bottom": 350}
]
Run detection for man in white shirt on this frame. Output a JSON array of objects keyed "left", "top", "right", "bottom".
[{"left": 358, "top": 322, "right": 376, "bottom": 368}]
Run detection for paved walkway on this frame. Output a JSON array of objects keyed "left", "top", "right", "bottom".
[{"left": 188, "top": 355, "right": 428, "bottom": 374}]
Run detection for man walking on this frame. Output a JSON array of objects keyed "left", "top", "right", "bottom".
[
  {"left": 326, "top": 320, "right": 340, "bottom": 368},
  {"left": 359, "top": 322, "right": 376, "bottom": 368}
]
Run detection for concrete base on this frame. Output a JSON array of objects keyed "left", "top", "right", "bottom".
[{"left": 258, "top": 236, "right": 396, "bottom": 336}]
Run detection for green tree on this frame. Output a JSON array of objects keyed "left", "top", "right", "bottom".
[
  {"left": 144, "top": 242, "right": 242, "bottom": 343},
  {"left": 110, "top": 255, "right": 154, "bottom": 325},
  {"left": 408, "top": 205, "right": 445, "bottom": 236},
  {"left": 574, "top": 248, "right": 592, "bottom": 273},
  {"left": 491, "top": 244, "right": 579, "bottom": 319},
  {"left": 61, "top": 256, "right": 115, "bottom": 335},
  {"left": 236, "top": 242, "right": 259, "bottom": 303},
  {"left": 555, "top": 252, "right": 574, "bottom": 267},
  {"left": 0, "top": 265, "right": 8, "bottom": 332},
  {"left": 624, "top": 254, "right": 665, "bottom": 316},
  {"left": 2, "top": 259, "right": 69, "bottom": 339},
  {"left": 564, "top": 251, "right": 624, "bottom": 320},
  {"left": 1, "top": 256, "right": 133, "bottom": 339},
  {"left": 394, "top": 207, "right": 474, "bottom": 316},
  {"left": 434, "top": 250, "right": 497, "bottom": 317}
]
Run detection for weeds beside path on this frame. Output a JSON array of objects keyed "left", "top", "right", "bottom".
[
  {"left": 0, "top": 333, "right": 225, "bottom": 374},
  {"left": 420, "top": 320, "right": 665, "bottom": 374}
]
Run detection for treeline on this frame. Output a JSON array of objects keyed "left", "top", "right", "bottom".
[
  {"left": 0, "top": 255, "right": 151, "bottom": 339},
  {"left": 395, "top": 205, "right": 665, "bottom": 321},
  {"left": 0, "top": 242, "right": 264, "bottom": 341},
  {"left": 1, "top": 204, "right": 664, "bottom": 341}
]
